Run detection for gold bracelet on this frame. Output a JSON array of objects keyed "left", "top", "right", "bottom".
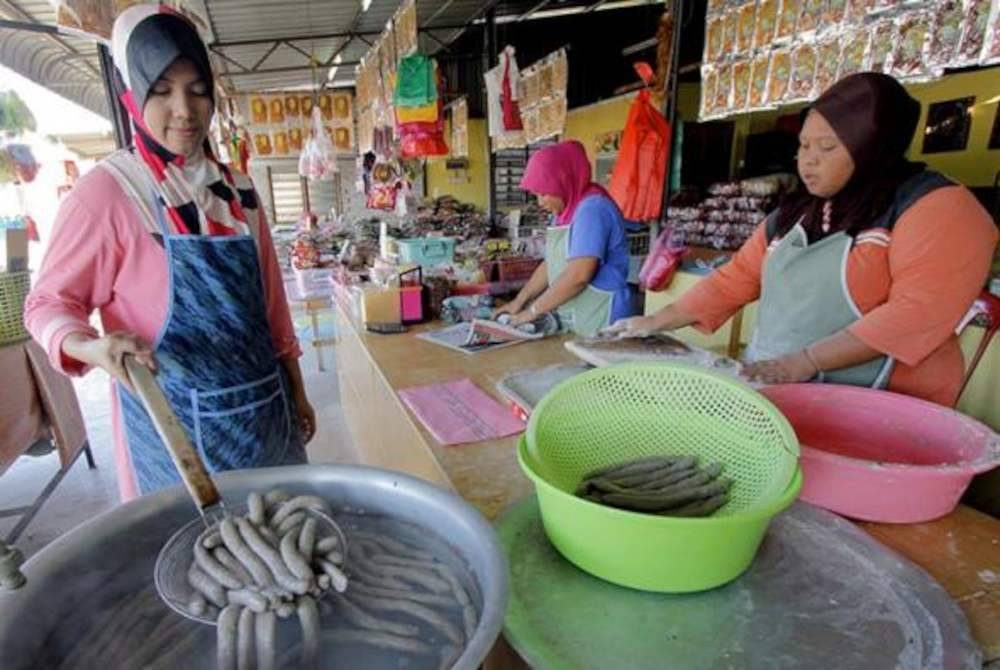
[{"left": 803, "top": 346, "right": 823, "bottom": 373}]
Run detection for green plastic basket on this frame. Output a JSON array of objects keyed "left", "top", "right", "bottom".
[{"left": 521, "top": 362, "right": 803, "bottom": 592}]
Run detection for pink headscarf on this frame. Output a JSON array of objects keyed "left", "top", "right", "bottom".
[{"left": 520, "top": 140, "right": 612, "bottom": 226}]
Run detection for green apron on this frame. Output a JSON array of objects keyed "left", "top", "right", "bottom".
[
  {"left": 745, "top": 169, "right": 953, "bottom": 388},
  {"left": 745, "top": 223, "right": 893, "bottom": 387},
  {"left": 544, "top": 225, "right": 614, "bottom": 337}
]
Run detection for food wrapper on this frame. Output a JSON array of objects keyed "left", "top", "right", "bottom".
[
  {"left": 775, "top": 0, "right": 800, "bottom": 42},
  {"left": 552, "top": 51, "right": 569, "bottom": 93},
  {"left": 844, "top": 0, "right": 876, "bottom": 22},
  {"left": 252, "top": 132, "right": 273, "bottom": 157},
  {"left": 731, "top": 59, "right": 752, "bottom": 111},
  {"left": 249, "top": 95, "right": 268, "bottom": 124},
  {"left": 720, "top": 10, "right": 738, "bottom": 57},
  {"left": 749, "top": 53, "right": 771, "bottom": 109},
  {"left": 283, "top": 94, "right": 301, "bottom": 119},
  {"left": 705, "top": 14, "right": 727, "bottom": 62},
  {"left": 538, "top": 61, "right": 555, "bottom": 100},
  {"left": 796, "top": 0, "right": 824, "bottom": 34},
  {"left": 754, "top": 0, "right": 779, "bottom": 50},
  {"left": 766, "top": 49, "right": 792, "bottom": 105},
  {"left": 707, "top": 0, "right": 729, "bottom": 15},
  {"left": 539, "top": 97, "right": 567, "bottom": 139},
  {"left": 890, "top": 12, "right": 932, "bottom": 80},
  {"left": 868, "top": 19, "right": 896, "bottom": 73},
  {"left": 926, "top": 1, "right": 965, "bottom": 69},
  {"left": 813, "top": 38, "right": 842, "bottom": 96},
  {"left": 333, "top": 93, "right": 352, "bottom": 120},
  {"left": 522, "top": 67, "right": 540, "bottom": 108},
  {"left": 334, "top": 127, "right": 352, "bottom": 152},
  {"left": 838, "top": 30, "right": 870, "bottom": 78},
  {"left": 788, "top": 43, "right": 817, "bottom": 102},
  {"left": 735, "top": 3, "right": 757, "bottom": 55},
  {"left": 982, "top": 0, "right": 1000, "bottom": 64},
  {"left": 288, "top": 127, "right": 304, "bottom": 152},
  {"left": 267, "top": 96, "right": 286, "bottom": 124},
  {"left": 700, "top": 67, "right": 719, "bottom": 118},
  {"left": 523, "top": 108, "right": 541, "bottom": 144},
  {"left": 822, "top": 0, "right": 848, "bottom": 25},
  {"left": 957, "top": 0, "right": 991, "bottom": 64},
  {"left": 871, "top": 0, "right": 900, "bottom": 13},
  {"left": 714, "top": 63, "right": 734, "bottom": 113}
]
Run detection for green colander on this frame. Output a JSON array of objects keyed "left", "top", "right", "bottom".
[{"left": 520, "top": 362, "right": 803, "bottom": 592}]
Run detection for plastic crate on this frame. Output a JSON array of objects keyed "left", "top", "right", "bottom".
[
  {"left": 0, "top": 271, "right": 30, "bottom": 346},
  {"left": 482, "top": 256, "right": 543, "bottom": 283},
  {"left": 392, "top": 237, "right": 456, "bottom": 267},
  {"left": 627, "top": 231, "right": 651, "bottom": 256}
]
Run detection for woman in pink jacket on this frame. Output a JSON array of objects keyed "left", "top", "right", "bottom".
[{"left": 25, "top": 5, "right": 314, "bottom": 501}]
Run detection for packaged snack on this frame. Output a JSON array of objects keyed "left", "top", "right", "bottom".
[
  {"left": 706, "top": 14, "right": 726, "bottom": 62},
  {"left": 714, "top": 63, "right": 734, "bottom": 112},
  {"left": 284, "top": 94, "right": 301, "bottom": 119},
  {"left": 868, "top": 19, "right": 895, "bottom": 73},
  {"left": 789, "top": 43, "right": 817, "bottom": 101},
  {"left": 268, "top": 96, "right": 285, "bottom": 124},
  {"left": 813, "top": 38, "right": 842, "bottom": 96},
  {"left": 522, "top": 67, "right": 540, "bottom": 108},
  {"left": 273, "top": 130, "right": 289, "bottom": 156},
  {"left": 838, "top": 30, "right": 870, "bottom": 78},
  {"left": 871, "top": 0, "right": 900, "bottom": 12},
  {"left": 749, "top": 53, "right": 771, "bottom": 108},
  {"left": 552, "top": 50, "right": 569, "bottom": 92},
  {"left": 249, "top": 95, "right": 268, "bottom": 124},
  {"left": 720, "top": 10, "right": 739, "bottom": 57},
  {"left": 735, "top": 3, "right": 757, "bottom": 55},
  {"left": 796, "top": 0, "right": 824, "bottom": 33},
  {"left": 957, "top": 0, "right": 991, "bottom": 64},
  {"left": 844, "top": 0, "right": 876, "bottom": 22},
  {"left": 754, "top": 0, "right": 779, "bottom": 50},
  {"left": 523, "top": 108, "right": 540, "bottom": 144},
  {"left": 301, "top": 95, "right": 314, "bottom": 119},
  {"left": 253, "top": 132, "right": 273, "bottom": 156},
  {"left": 890, "top": 12, "right": 932, "bottom": 79},
  {"left": 822, "top": 0, "right": 848, "bottom": 26},
  {"left": 982, "top": 0, "right": 1000, "bottom": 64},
  {"left": 775, "top": 0, "right": 800, "bottom": 42},
  {"left": 334, "top": 93, "right": 352, "bottom": 120},
  {"left": 926, "top": 1, "right": 964, "bottom": 69},
  {"left": 289, "top": 127, "right": 303, "bottom": 152},
  {"left": 707, "top": 0, "right": 729, "bottom": 14},
  {"left": 766, "top": 49, "right": 792, "bottom": 104},
  {"left": 731, "top": 59, "right": 752, "bottom": 111},
  {"left": 700, "top": 66, "right": 719, "bottom": 118}
]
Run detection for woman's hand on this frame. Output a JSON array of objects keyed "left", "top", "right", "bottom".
[
  {"left": 506, "top": 310, "right": 535, "bottom": 327},
  {"left": 743, "top": 351, "right": 817, "bottom": 384},
  {"left": 601, "top": 315, "right": 660, "bottom": 338},
  {"left": 61, "top": 331, "right": 156, "bottom": 392},
  {"left": 492, "top": 299, "right": 523, "bottom": 321},
  {"left": 295, "top": 394, "right": 317, "bottom": 444}
]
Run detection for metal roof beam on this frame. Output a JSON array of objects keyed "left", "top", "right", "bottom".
[
  {"left": 211, "top": 23, "right": 470, "bottom": 49},
  {"left": 0, "top": 0, "right": 100, "bottom": 78},
  {"left": 209, "top": 46, "right": 249, "bottom": 72},
  {"left": 224, "top": 63, "right": 359, "bottom": 78},
  {"left": 518, "top": 0, "right": 554, "bottom": 21},
  {"left": 250, "top": 41, "right": 281, "bottom": 71}
]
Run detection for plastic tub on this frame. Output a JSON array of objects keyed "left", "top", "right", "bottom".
[{"left": 760, "top": 384, "right": 1000, "bottom": 523}]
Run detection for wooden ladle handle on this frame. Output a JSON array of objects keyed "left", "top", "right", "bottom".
[{"left": 124, "top": 356, "right": 220, "bottom": 511}]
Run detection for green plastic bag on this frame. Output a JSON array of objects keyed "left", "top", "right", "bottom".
[{"left": 394, "top": 54, "right": 438, "bottom": 108}]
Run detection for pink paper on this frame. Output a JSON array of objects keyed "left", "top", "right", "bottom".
[{"left": 399, "top": 378, "right": 526, "bottom": 446}]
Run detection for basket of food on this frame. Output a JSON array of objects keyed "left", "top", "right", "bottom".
[
  {"left": 0, "top": 271, "right": 31, "bottom": 346},
  {"left": 520, "top": 362, "right": 801, "bottom": 592}
]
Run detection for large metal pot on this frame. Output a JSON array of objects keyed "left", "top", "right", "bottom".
[{"left": 0, "top": 465, "right": 508, "bottom": 670}]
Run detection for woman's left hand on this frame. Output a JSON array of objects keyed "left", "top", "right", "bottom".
[
  {"left": 296, "top": 396, "right": 317, "bottom": 444},
  {"left": 506, "top": 310, "right": 535, "bottom": 327},
  {"left": 743, "top": 351, "right": 817, "bottom": 384}
]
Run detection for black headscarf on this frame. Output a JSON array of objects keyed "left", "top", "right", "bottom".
[{"left": 772, "top": 73, "right": 925, "bottom": 241}]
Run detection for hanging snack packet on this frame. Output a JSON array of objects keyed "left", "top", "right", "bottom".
[
  {"left": 714, "top": 63, "right": 734, "bottom": 113},
  {"left": 754, "top": 0, "right": 779, "bottom": 50},
  {"left": 749, "top": 53, "right": 771, "bottom": 109},
  {"left": 982, "top": 0, "right": 1000, "bottom": 65},
  {"left": 705, "top": 14, "right": 727, "bottom": 63},
  {"left": 925, "top": 1, "right": 964, "bottom": 70},
  {"left": 788, "top": 43, "right": 818, "bottom": 102},
  {"left": 796, "top": 0, "right": 824, "bottom": 34},
  {"left": 700, "top": 66, "right": 719, "bottom": 119},
  {"left": 732, "top": 59, "right": 752, "bottom": 112},
  {"left": 735, "top": 2, "right": 758, "bottom": 55},
  {"left": 844, "top": 0, "right": 876, "bottom": 22},
  {"left": 956, "top": 0, "right": 991, "bottom": 64},
  {"left": 822, "top": 0, "right": 848, "bottom": 26},
  {"left": 720, "top": 10, "right": 739, "bottom": 58},
  {"left": 813, "top": 38, "right": 842, "bottom": 97},
  {"left": 766, "top": 49, "right": 792, "bottom": 105},
  {"left": 838, "top": 29, "right": 870, "bottom": 78},
  {"left": 775, "top": 0, "right": 800, "bottom": 42},
  {"left": 707, "top": 0, "right": 729, "bottom": 14},
  {"left": 889, "top": 12, "right": 932, "bottom": 80},
  {"left": 868, "top": 19, "right": 896, "bottom": 73},
  {"left": 871, "top": 0, "right": 900, "bottom": 12}
]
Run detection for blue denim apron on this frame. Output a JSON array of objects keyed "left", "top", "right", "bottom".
[{"left": 117, "top": 195, "right": 306, "bottom": 495}]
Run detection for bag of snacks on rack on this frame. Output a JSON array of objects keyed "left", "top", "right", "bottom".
[
  {"left": 775, "top": 0, "right": 800, "bottom": 42},
  {"left": 721, "top": 10, "right": 738, "bottom": 57},
  {"left": 796, "top": 0, "right": 823, "bottom": 34},
  {"left": 813, "top": 38, "right": 841, "bottom": 97},
  {"left": 838, "top": 30, "right": 870, "bottom": 79},
  {"left": 731, "top": 60, "right": 752, "bottom": 112},
  {"left": 700, "top": 66, "right": 719, "bottom": 119},
  {"left": 714, "top": 63, "right": 734, "bottom": 115},
  {"left": 982, "top": 0, "right": 1000, "bottom": 65},
  {"left": 748, "top": 54, "right": 770, "bottom": 110},
  {"left": 753, "top": 0, "right": 779, "bottom": 50},
  {"left": 822, "top": 0, "right": 847, "bottom": 25},
  {"left": 735, "top": 3, "right": 757, "bottom": 55},
  {"left": 766, "top": 49, "right": 792, "bottom": 105},
  {"left": 868, "top": 19, "right": 896, "bottom": 73},
  {"left": 890, "top": 12, "right": 933, "bottom": 80},
  {"left": 844, "top": 0, "right": 875, "bottom": 23},
  {"left": 925, "top": 1, "right": 964, "bottom": 70},
  {"left": 705, "top": 14, "right": 727, "bottom": 63},
  {"left": 956, "top": 0, "right": 991, "bottom": 65},
  {"left": 788, "top": 43, "right": 817, "bottom": 102}
]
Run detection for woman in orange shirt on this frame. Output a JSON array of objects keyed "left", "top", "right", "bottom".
[{"left": 610, "top": 73, "right": 997, "bottom": 406}]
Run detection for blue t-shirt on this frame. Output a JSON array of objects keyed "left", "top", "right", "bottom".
[{"left": 566, "top": 194, "right": 635, "bottom": 324}]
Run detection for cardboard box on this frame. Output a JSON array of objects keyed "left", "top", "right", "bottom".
[{"left": 1, "top": 229, "right": 28, "bottom": 272}]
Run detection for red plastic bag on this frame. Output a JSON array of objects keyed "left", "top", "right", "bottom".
[
  {"left": 501, "top": 52, "right": 523, "bottom": 131},
  {"left": 638, "top": 227, "right": 685, "bottom": 292},
  {"left": 608, "top": 84, "right": 672, "bottom": 222}
]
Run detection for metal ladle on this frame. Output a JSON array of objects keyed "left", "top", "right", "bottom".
[{"left": 123, "top": 357, "right": 346, "bottom": 625}]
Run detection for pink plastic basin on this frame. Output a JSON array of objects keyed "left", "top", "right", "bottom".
[{"left": 759, "top": 384, "right": 1000, "bottom": 523}]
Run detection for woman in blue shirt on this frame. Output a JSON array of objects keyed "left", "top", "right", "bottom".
[{"left": 499, "top": 141, "right": 635, "bottom": 336}]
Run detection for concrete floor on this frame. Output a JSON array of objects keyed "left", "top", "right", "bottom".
[{"left": 1, "top": 342, "right": 356, "bottom": 561}]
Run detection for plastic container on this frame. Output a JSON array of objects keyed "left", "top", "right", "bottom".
[
  {"left": 521, "top": 363, "right": 802, "bottom": 592},
  {"left": 394, "top": 236, "right": 456, "bottom": 267},
  {"left": 760, "top": 384, "right": 1000, "bottom": 523},
  {"left": 293, "top": 266, "right": 331, "bottom": 296}
]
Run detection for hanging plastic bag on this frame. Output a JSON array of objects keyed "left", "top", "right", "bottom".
[
  {"left": 298, "top": 107, "right": 337, "bottom": 181},
  {"left": 608, "top": 64, "right": 672, "bottom": 222},
  {"left": 501, "top": 48, "right": 524, "bottom": 131},
  {"left": 638, "top": 227, "right": 686, "bottom": 292}
]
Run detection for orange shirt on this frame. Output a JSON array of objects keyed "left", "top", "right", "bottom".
[{"left": 676, "top": 185, "right": 998, "bottom": 406}]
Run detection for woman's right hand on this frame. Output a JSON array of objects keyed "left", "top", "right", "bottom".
[
  {"left": 602, "top": 315, "right": 661, "bottom": 338},
  {"left": 492, "top": 300, "right": 523, "bottom": 321},
  {"left": 61, "top": 331, "right": 157, "bottom": 392}
]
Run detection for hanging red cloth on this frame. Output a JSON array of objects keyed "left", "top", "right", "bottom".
[
  {"left": 501, "top": 48, "right": 523, "bottom": 131},
  {"left": 608, "top": 84, "right": 671, "bottom": 222}
]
